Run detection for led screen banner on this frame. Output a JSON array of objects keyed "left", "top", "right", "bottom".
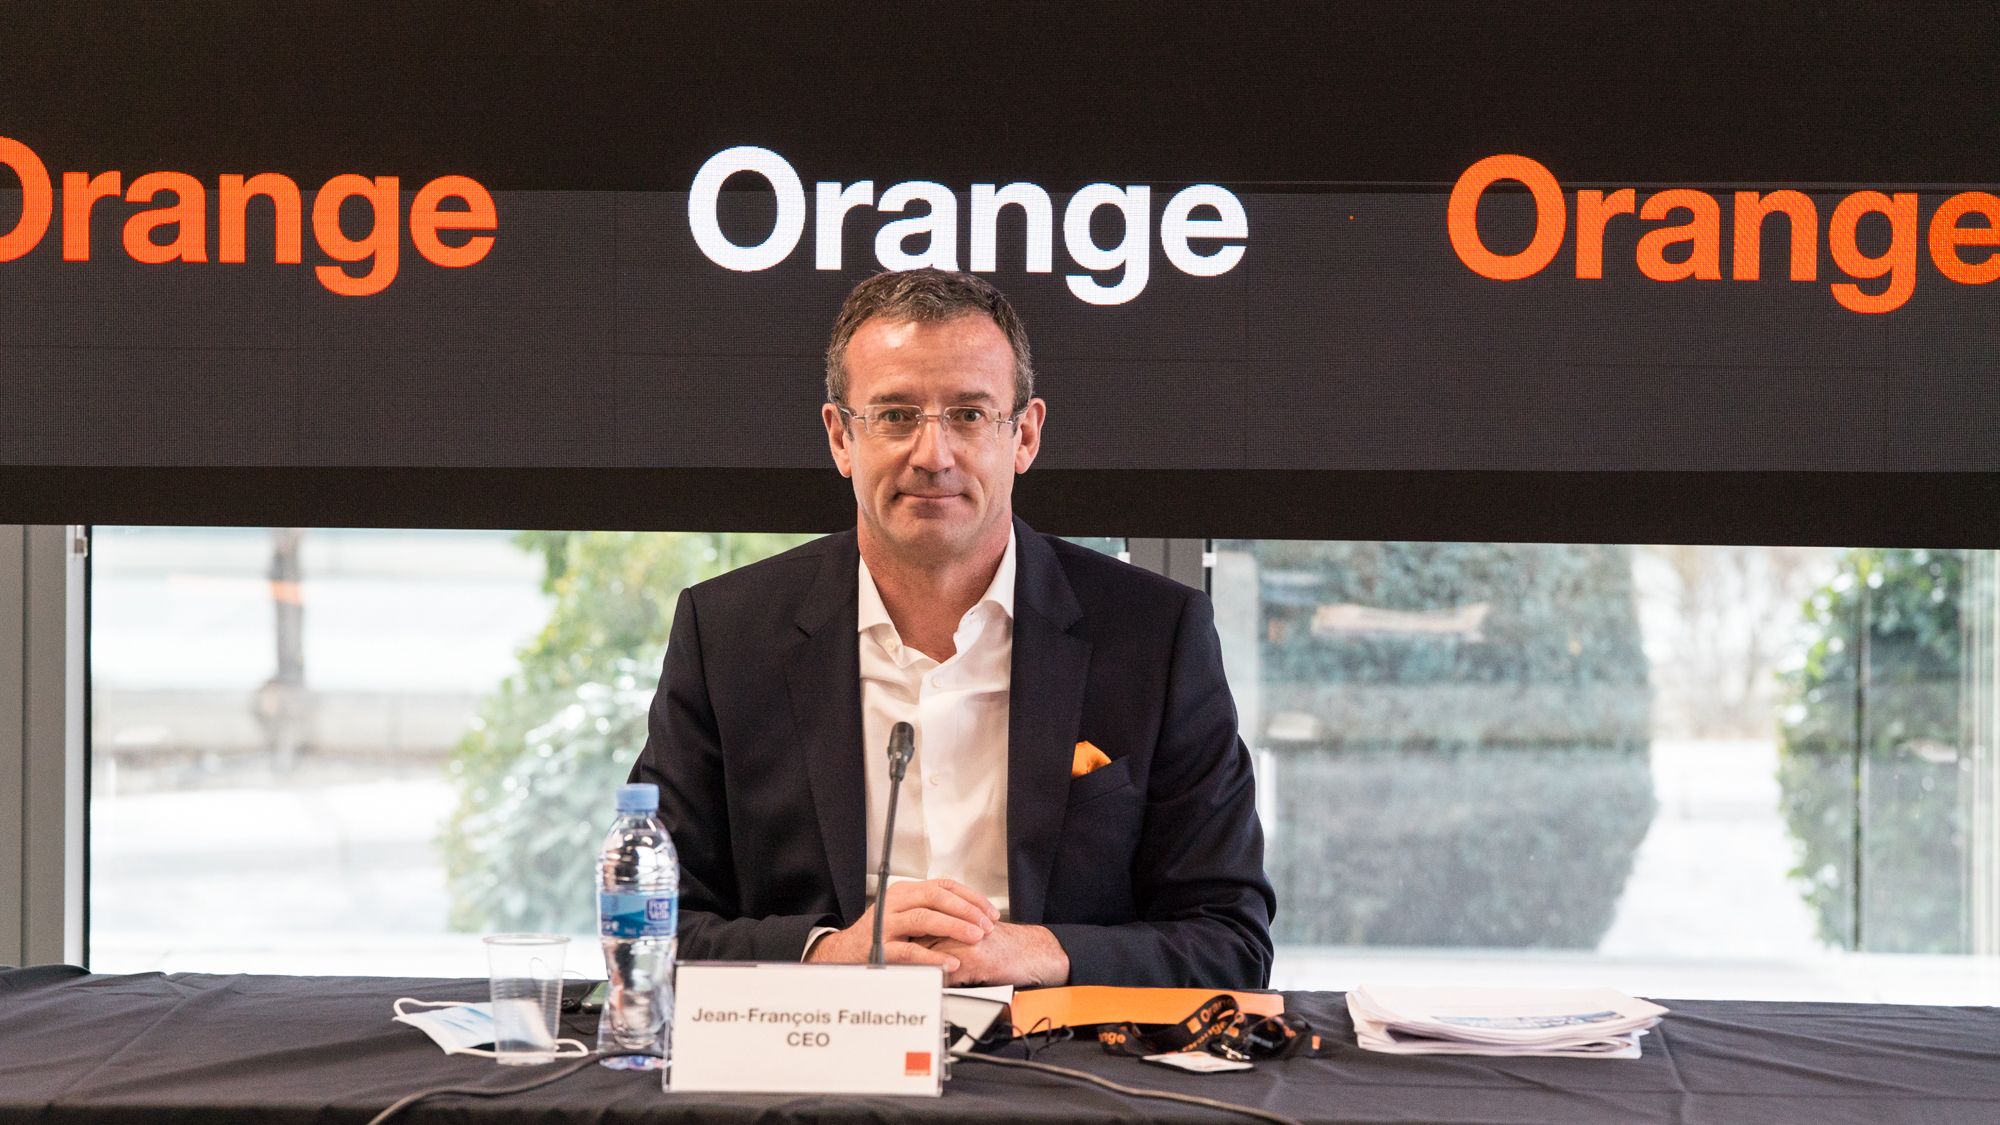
[{"left": 0, "top": 3, "right": 1995, "bottom": 543}]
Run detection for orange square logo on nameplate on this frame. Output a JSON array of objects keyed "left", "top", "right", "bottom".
[{"left": 904, "top": 1051, "right": 932, "bottom": 1077}]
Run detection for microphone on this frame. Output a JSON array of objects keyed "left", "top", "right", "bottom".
[{"left": 869, "top": 721, "right": 916, "bottom": 967}]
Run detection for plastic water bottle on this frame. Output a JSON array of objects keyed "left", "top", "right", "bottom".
[{"left": 596, "top": 782, "right": 678, "bottom": 1069}]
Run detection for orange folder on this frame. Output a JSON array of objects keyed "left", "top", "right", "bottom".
[{"left": 1008, "top": 986, "right": 1285, "bottom": 1036}]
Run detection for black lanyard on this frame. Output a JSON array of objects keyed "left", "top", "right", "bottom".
[{"left": 1097, "top": 995, "right": 1333, "bottom": 1062}]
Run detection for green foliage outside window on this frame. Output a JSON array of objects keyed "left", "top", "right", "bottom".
[
  {"left": 1777, "top": 548, "right": 1966, "bottom": 953},
  {"left": 442, "top": 530, "right": 812, "bottom": 934}
]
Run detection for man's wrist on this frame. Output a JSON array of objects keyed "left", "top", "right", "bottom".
[
  {"left": 1018, "top": 923, "right": 1071, "bottom": 987},
  {"left": 801, "top": 925, "right": 840, "bottom": 962}
]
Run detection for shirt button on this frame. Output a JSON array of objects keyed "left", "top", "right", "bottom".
[
  {"left": 930, "top": 675, "right": 943, "bottom": 688},
  {"left": 928, "top": 774, "right": 942, "bottom": 786}
]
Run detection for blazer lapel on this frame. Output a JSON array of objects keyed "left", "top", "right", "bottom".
[
  {"left": 1006, "top": 521, "right": 1091, "bottom": 925},
  {"left": 785, "top": 531, "right": 868, "bottom": 924}
]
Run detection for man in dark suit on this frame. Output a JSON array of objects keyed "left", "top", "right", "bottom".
[{"left": 631, "top": 269, "right": 1273, "bottom": 988}]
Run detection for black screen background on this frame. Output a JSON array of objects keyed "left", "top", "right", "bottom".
[{"left": 0, "top": 2, "right": 1994, "bottom": 543}]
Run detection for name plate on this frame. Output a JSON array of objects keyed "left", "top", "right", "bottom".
[{"left": 669, "top": 962, "right": 944, "bottom": 1096}]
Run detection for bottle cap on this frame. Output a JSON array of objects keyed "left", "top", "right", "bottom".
[{"left": 615, "top": 783, "right": 660, "bottom": 814}]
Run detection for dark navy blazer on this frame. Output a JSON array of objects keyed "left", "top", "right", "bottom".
[{"left": 631, "top": 517, "right": 1275, "bottom": 988}]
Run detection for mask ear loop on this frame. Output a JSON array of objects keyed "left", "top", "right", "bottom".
[
  {"left": 394, "top": 998, "right": 466, "bottom": 1015},
  {"left": 392, "top": 998, "right": 592, "bottom": 1059}
]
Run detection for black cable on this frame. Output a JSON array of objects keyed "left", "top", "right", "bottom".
[
  {"left": 361, "top": 1051, "right": 657, "bottom": 1125},
  {"left": 368, "top": 1045, "right": 1306, "bottom": 1125},
  {"left": 950, "top": 1049, "right": 1307, "bottom": 1125}
]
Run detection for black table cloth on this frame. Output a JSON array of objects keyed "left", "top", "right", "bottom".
[{"left": 3, "top": 967, "right": 1997, "bottom": 1124}]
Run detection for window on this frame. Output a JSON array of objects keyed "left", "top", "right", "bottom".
[
  {"left": 1215, "top": 541, "right": 2000, "bottom": 1001},
  {"left": 87, "top": 528, "right": 1996, "bottom": 998},
  {"left": 88, "top": 528, "right": 813, "bottom": 975}
]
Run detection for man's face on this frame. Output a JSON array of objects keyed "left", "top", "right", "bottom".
[{"left": 823, "top": 313, "right": 1045, "bottom": 568}]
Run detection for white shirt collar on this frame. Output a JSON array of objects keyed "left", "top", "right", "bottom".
[{"left": 858, "top": 527, "right": 1018, "bottom": 636}]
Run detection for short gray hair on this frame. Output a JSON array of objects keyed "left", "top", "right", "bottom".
[{"left": 824, "top": 269, "right": 1035, "bottom": 410}]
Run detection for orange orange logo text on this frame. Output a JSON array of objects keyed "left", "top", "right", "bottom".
[
  {"left": 0, "top": 135, "right": 496, "bottom": 296},
  {"left": 1448, "top": 154, "right": 2000, "bottom": 313}
]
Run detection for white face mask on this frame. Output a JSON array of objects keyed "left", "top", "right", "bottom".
[{"left": 392, "top": 998, "right": 590, "bottom": 1060}]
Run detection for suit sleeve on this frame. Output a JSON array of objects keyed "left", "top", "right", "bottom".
[
  {"left": 1042, "top": 590, "right": 1277, "bottom": 988},
  {"left": 630, "top": 588, "right": 838, "bottom": 961}
]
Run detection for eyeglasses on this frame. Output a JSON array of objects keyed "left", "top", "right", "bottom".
[{"left": 835, "top": 403, "right": 1024, "bottom": 443}]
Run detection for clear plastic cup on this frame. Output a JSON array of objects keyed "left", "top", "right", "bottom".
[{"left": 483, "top": 934, "right": 568, "bottom": 1065}]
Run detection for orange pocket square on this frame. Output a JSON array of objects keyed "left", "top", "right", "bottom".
[{"left": 1071, "top": 740, "right": 1112, "bottom": 778}]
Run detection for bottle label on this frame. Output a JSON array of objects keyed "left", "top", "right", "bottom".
[{"left": 600, "top": 892, "right": 678, "bottom": 939}]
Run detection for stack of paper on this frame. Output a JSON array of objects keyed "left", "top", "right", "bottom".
[{"left": 1347, "top": 985, "right": 1667, "bottom": 1059}]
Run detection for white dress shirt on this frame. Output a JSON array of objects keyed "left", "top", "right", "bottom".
[{"left": 857, "top": 530, "right": 1016, "bottom": 919}]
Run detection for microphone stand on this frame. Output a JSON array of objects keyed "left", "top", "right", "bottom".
[{"left": 869, "top": 721, "right": 916, "bottom": 967}]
